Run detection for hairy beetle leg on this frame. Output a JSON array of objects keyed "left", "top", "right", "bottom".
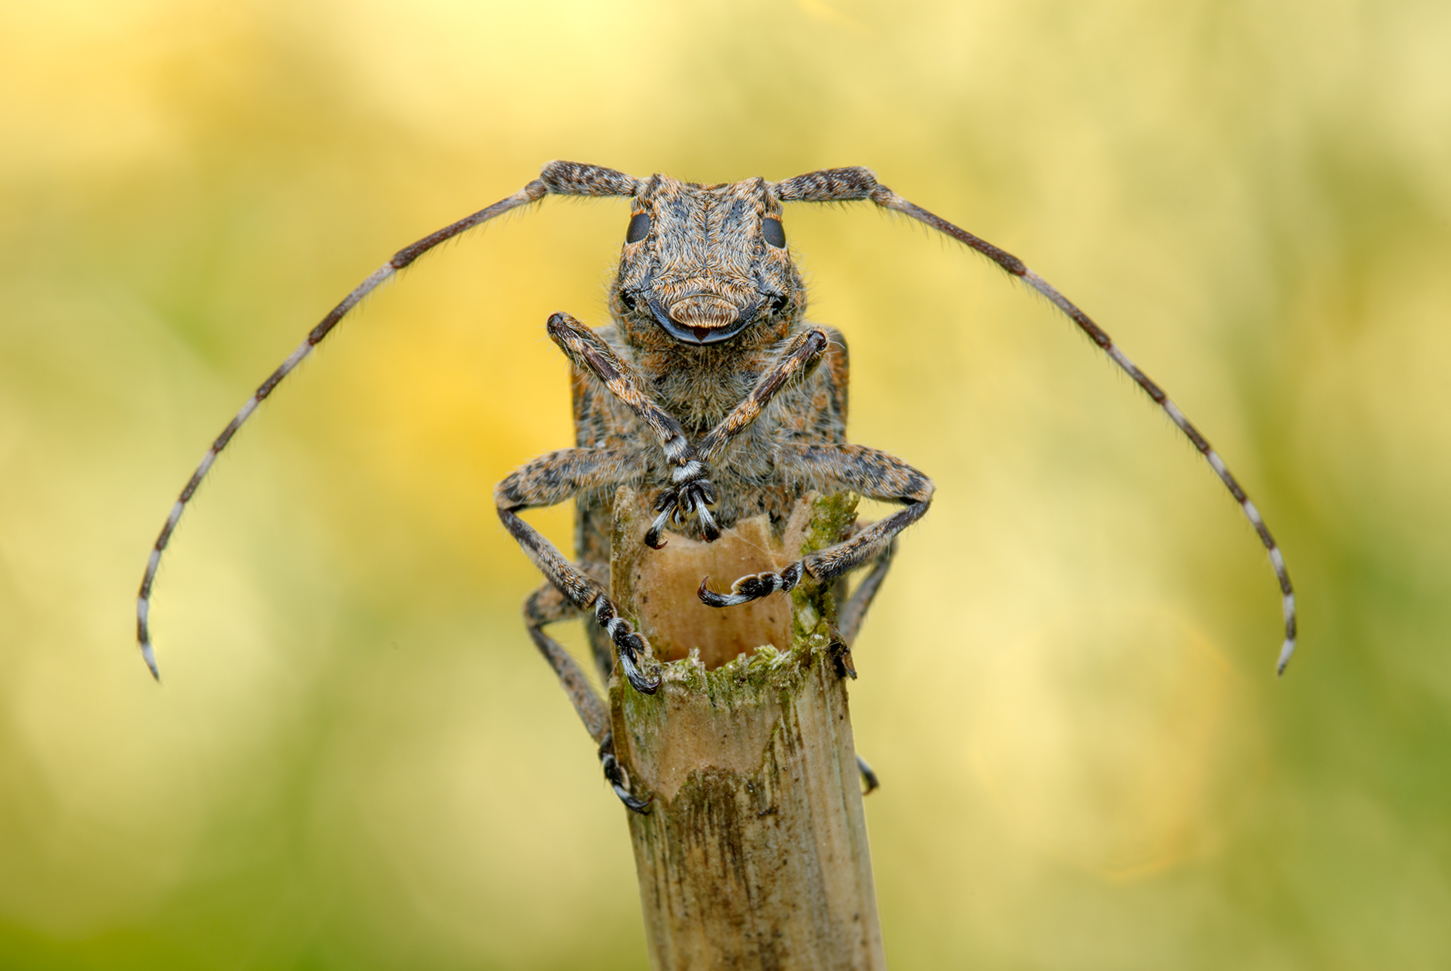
[
  {"left": 616, "top": 639, "right": 660, "bottom": 695},
  {"left": 644, "top": 474, "right": 720, "bottom": 548},
  {"left": 643, "top": 507, "right": 673, "bottom": 549},
  {"left": 595, "top": 597, "right": 661, "bottom": 694},
  {"left": 828, "top": 637, "right": 857, "bottom": 679},
  {"left": 855, "top": 754, "right": 880, "bottom": 795},
  {"left": 697, "top": 562, "right": 805, "bottom": 608},
  {"left": 600, "top": 738, "right": 651, "bottom": 814}
]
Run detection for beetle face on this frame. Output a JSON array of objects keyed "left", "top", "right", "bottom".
[{"left": 613, "top": 174, "right": 803, "bottom": 345}]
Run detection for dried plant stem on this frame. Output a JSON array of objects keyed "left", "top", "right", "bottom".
[{"left": 609, "top": 489, "right": 885, "bottom": 971}]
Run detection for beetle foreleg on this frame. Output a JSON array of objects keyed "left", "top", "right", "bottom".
[{"left": 696, "top": 328, "right": 831, "bottom": 462}]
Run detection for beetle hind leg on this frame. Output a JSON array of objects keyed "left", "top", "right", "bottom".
[
  {"left": 524, "top": 583, "right": 651, "bottom": 813},
  {"left": 837, "top": 534, "right": 896, "bottom": 648},
  {"left": 496, "top": 447, "right": 660, "bottom": 694}
]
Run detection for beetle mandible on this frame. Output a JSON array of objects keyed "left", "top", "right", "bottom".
[{"left": 136, "top": 161, "right": 1298, "bottom": 811}]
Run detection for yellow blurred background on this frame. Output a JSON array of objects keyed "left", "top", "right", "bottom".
[{"left": 3, "top": 0, "right": 1449, "bottom": 967}]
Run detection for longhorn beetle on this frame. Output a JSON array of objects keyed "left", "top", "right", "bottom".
[{"left": 137, "top": 161, "right": 1298, "bottom": 811}]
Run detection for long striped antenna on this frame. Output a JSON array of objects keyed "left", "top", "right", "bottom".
[
  {"left": 775, "top": 166, "right": 1297, "bottom": 674},
  {"left": 136, "top": 162, "right": 651, "bottom": 680},
  {"left": 879, "top": 189, "right": 1298, "bottom": 673}
]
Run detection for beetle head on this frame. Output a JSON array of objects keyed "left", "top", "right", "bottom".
[{"left": 611, "top": 174, "right": 804, "bottom": 347}]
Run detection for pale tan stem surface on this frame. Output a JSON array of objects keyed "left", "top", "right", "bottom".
[{"left": 609, "top": 488, "right": 885, "bottom": 971}]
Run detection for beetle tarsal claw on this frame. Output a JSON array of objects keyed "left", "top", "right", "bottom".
[
  {"left": 829, "top": 638, "right": 857, "bottom": 679},
  {"left": 698, "top": 572, "right": 775, "bottom": 607},
  {"left": 613, "top": 782, "right": 653, "bottom": 814},
  {"left": 643, "top": 506, "right": 673, "bottom": 549},
  {"left": 614, "top": 628, "right": 660, "bottom": 693},
  {"left": 855, "top": 754, "right": 880, "bottom": 795},
  {"left": 643, "top": 477, "right": 719, "bottom": 546},
  {"left": 600, "top": 742, "right": 652, "bottom": 814},
  {"left": 618, "top": 648, "right": 661, "bottom": 694},
  {"left": 595, "top": 597, "right": 661, "bottom": 693},
  {"left": 699, "top": 561, "right": 806, "bottom": 608}
]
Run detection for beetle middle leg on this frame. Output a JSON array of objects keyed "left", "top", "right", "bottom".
[
  {"left": 832, "top": 525, "right": 899, "bottom": 797},
  {"left": 836, "top": 534, "right": 897, "bottom": 649},
  {"left": 699, "top": 444, "right": 932, "bottom": 607},
  {"left": 495, "top": 447, "right": 660, "bottom": 695}
]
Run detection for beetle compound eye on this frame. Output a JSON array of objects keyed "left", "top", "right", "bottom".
[
  {"left": 762, "top": 217, "right": 786, "bottom": 249},
  {"left": 626, "top": 212, "right": 651, "bottom": 243}
]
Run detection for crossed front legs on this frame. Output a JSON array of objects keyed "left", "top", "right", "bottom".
[{"left": 547, "top": 312, "right": 830, "bottom": 547}]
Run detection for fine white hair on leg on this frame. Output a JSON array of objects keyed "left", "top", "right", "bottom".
[{"left": 672, "top": 459, "right": 705, "bottom": 483}]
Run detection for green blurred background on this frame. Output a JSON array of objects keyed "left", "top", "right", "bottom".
[{"left": 3, "top": 0, "right": 1449, "bottom": 967}]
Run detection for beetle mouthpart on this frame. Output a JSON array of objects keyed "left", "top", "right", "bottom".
[
  {"left": 647, "top": 292, "right": 762, "bottom": 345},
  {"left": 669, "top": 294, "right": 738, "bottom": 329}
]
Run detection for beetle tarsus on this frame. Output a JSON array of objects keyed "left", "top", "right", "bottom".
[
  {"left": 600, "top": 739, "right": 652, "bottom": 814},
  {"left": 644, "top": 477, "right": 720, "bottom": 546},
  {"left": 594, "top": 597, "right": 661, "bottom": 693},
  {"left": 856, "top": 754, "right": 880, "bottom": 795},
  {"left": 617, "top": 642, "right": 661, "bottom": 694},
  {"left": 829, "top": 638, "right": 857, "bottom": 679},
  {"left": 698, "top": 562, "right": 803, "bottom": 608}
]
